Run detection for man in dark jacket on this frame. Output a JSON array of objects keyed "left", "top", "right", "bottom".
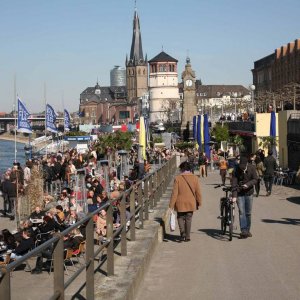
[
  {"left": 1, "top": 175, "right": 17, "bottom": 220},
  {"left": 232, "top": 156, "right": 258, "bottom": 239},
  {"left": 11, "top": 229, "right": 34, "bottom": 259},
  {"left": 263, "top": 150, "right": 277, "bottom": 196}
]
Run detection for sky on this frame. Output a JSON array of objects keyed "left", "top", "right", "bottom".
[{"left": 0, "top": 0, "right": 299, "bottom": 113}]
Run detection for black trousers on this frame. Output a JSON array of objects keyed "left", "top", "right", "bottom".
[
  {"left": 177, "top": 212, "right": 193, "bottom": 239},
  {"left": 35, "top": 246, "right": 53, "bottom": 270},
  {"left": 264, "top": 175, "right": 274, "bottom": 194}
]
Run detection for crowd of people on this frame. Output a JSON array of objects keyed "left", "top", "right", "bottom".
[
  {"left": 1, "top": 134, "right": 295, "bottom": 274},
  {"left": 0, "top": 140, "right": 178, "bottom": 274}
]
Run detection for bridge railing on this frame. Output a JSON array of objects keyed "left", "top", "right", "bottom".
[{"left": 0, "top": 155, "right": 176, "bottom": 300}]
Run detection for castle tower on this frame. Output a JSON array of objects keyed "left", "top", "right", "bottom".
[
  {"left": 126, "top": 8, "right": 148, "bottom": 106},
  {"left": 148, "top": 51, "right": 180, "bottom": 123},
  {"left": 181, "top": 56, "right": 197, "bottom": 134}
]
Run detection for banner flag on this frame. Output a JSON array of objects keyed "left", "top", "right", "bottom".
[
  {"left": 17, "top": 98, "right": 32, "bottom": 133},
  {"left": 64, "top": 109, "right": 71, "bottom": 131},
  {"left": 46, "top": 104, "right": 58, "bottom": 133},
  {"left": 139, "top": 116, "right": 146, "bottom": 160},
  {"left": 197, "top": 114, "right": 201, "bottom": 147}
]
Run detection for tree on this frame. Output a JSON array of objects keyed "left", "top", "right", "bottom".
[
  {"left": 258, "top": 136, "right": 277, "bottom": 151},
  {"left": 232, "top": 135, "right": 245, "bottom": 153},
  {"left": 95, "top": 131, "right": 134, "bottom": 156},
  {"left": 212, "top": 124, "right": 229, "bottom": 147}
]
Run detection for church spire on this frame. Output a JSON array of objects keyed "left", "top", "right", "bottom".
[{"left": 129, "top": 7, "right": 144, "bottom": 64}]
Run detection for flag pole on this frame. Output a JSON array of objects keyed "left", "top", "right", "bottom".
[
  {"left": 62, "top": 91, "right": 65, "bottom": 152},
  {"left": 44, "top": 82, "right": 47, "bottom": 156},
  {"left": 14, "top": 74, "right": 17, "bottom": 163}
]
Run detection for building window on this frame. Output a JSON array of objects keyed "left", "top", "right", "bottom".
[
  {"left": 119, "top": 111, "right": 130, "bottom": 119},
  {"left": 159, "top": 64, "right": 167, "bottom": 72}
]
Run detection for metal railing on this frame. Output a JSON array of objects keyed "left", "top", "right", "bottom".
[{"left": 0, "top": 155, "right": 177, "bottom": 300}]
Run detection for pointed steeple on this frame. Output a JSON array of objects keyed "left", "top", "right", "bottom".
[{"left": 129, "top": 9, "right": 144, "bottom": 64}]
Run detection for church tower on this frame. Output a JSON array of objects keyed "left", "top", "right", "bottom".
[
  {"left": 126, "top": 8, "right": 148, "bottom": 105},
  {"left": 181, "top": 56, "right": 197, "bottom": 133}
]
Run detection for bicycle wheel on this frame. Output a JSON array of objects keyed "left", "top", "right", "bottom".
[
  {"left": 220, "top": 203, "right": 227, "bottom": 235},
  {"left": 228, "top": 204, "right": 234, "bottom": 241}
]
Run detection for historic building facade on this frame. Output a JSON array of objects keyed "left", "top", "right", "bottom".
[
  {"left": 79, "top": 83, "right": 136, "bottom": 125},
  {"left": 252, "top": 38, "right": 300, "bottom": 94},
  {"left": 148, "top": 51, "right": 180, "bottom": 123}
]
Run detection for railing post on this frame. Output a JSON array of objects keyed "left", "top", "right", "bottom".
[
  {"left": 53, "top": 235, "right": 65, "bottom": 300},
  {"left": 163, "top": 165, "right": 167, "bottom": 191},
  {"left": 85, "top": 217, "right": 94, "bottom": 300},
  {"left": 0, "top": 268, "right": 11, "bottom": 300},
  {"left": 106, "top": 202, "right": 114, "bottom": 276},
  {"left": 138, "top": 183, "right": 143, "bottom": 229},
  {"left": 130, "top": 189, "right": 136, "bottom": 241},
  {"left": 144, "top": 178, "right": 149, "bottom": 220},
  {"left": 120, "top": 194, "right": 127, "bottom": 256},
  {"left": 149, "top": 175, "right": 154, "bottom": 209},
  {"left": 153, "top": 171, "right": 158, "bottom": 207},
  {"left": 158, "top": 169, "right": 162, "bottom": 200}
]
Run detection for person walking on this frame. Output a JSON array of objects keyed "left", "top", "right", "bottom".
[
  {"left": 169, "top": 161, "right": 202, "bottom": 242},
  {"left": 254, "top": 154, "right": 265, "bottom": 197},
  {"left": 198, "top": 152, "right": 207, "bottom": 177},
  {"left": 263, "top": 150, "right": 277, "bottom": 196},
  {"left": 219, "top": 156, "right": 228, "bottom": 185},
  {"left": 231, "top": 156, "right": 258, "bottom": 239}
]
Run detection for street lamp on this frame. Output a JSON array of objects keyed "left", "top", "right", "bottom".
[
  {"left": 249, "top": 84, "right": 255, "bottom": 113},
  {"left": 170, "top": 111, "right": 174, "bottom": 131},
  {"left": 232, "top": 92, "right": 238, "bottom": 116}
]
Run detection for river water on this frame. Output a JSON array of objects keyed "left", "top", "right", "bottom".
[{"left": 0, "top": 140, "right": 25, "bottom": 175}]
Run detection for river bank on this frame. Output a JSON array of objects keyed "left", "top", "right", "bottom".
[{"left": 0, "top": 133, "right": 29, "bottom": 144}]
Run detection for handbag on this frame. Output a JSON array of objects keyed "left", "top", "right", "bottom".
[
  {"left": 169, "top": 209, "right": 176, "bottom": 231},
  {"left": 181, "top": 175, "right": 199, "bottom": 209}
]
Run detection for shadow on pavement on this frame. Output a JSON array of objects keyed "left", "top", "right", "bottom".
[
  {"left": 261, "top": 218, "right": 300, "bottom": 225},
  {"left": 286, "top": 196, "right": 300, "bottom": 205},
  {"left": 198, "top": 229, "right": 240, "bottom": 241},
  {"left": 163, "top": 233, "right": 182, "bottom": 243}
]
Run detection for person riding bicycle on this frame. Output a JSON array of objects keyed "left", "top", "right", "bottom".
[{"left": 231, "top": 156, "right": 258, "bottom": 239}]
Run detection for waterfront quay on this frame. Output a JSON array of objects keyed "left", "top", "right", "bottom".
[{"left": 1, "top": 167, "right": 299, "bottom": 299}]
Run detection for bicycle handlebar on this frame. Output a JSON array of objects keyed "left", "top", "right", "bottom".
[{"left": 214, "top": 184, "right": 232, "bottom": 192}]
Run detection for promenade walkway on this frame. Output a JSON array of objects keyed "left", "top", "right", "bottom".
[{"left": 136, "top": 170, "right": 300, "bottom": 300}]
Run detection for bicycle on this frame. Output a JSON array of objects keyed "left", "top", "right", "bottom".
[{"left": 215, "top": 185, "right": 235, "bottom": 241}]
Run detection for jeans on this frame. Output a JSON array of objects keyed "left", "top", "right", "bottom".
[
  {"left": 264, "top": 175, "right": 274, "bottom": 194},
  {"left": 237, "top": 195, "right": 253, "bottom": 233}
]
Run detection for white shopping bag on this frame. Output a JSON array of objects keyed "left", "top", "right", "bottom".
[{"left": 169, "top": 210, "right": 176, "bottom": 232}]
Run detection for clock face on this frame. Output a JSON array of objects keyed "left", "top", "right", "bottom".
[{"left": 186, "top": 79, "right": 193, "bottom": 87}]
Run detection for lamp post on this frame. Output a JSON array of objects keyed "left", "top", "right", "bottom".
[
  {"left": 232, "top": 92, "right": 238, "bottom": 116},
  {"left": 249, "top": 84, "right": 255, "bottom": 113}
]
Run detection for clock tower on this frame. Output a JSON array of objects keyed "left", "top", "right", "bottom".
[{"left": 181, "top": 56, "right": 197, "bottom": 136}]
